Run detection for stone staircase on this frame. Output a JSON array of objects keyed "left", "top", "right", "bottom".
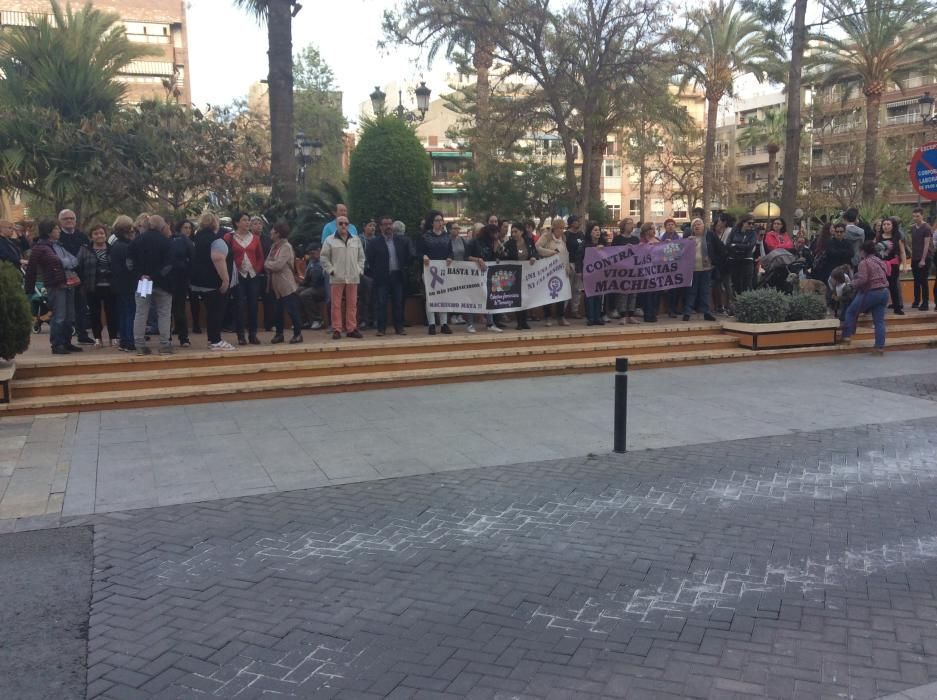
[{"left": 3, "top": 315, "right": 935, "bottom": 416}]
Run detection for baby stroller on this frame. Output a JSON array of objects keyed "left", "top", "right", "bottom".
[
  {"left": 757, "top": 249, "right": 807, "bottom": 295},
  {"left": 30, "top": 282, "right": 51, "bottom": 333}
]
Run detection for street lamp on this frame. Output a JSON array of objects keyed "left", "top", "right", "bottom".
[
  {"left": 370, "top": 81, "right": 431, "bottom": 123},
  {"left": 921, "top": 91, "right": 937, "bottom": 127},
  {"left": 294, "top": 131, "right": 322, "bottom": 186}
]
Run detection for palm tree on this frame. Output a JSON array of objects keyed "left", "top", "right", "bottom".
[
  {"left": 808, "top": 0, "right": 937, "bottom": 203},
  {"left": 383, "top": 0, "right": 496, "bottom": 173},
  {"left": 737, "top": 108, "right": 786, "bottom": 210},
  {"left": 0, "top": 0, "right": 158, "bottom": 120},
  {"left": 234, "top": 0, "right": 296, "bottom": 202},
  {"left": 678, "top": 0, "right": 772, "bottom": 221}
]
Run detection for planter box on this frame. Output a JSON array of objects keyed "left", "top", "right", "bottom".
[
  {"left": 722, "top": 319, "right": 840, "bottom": 351},
  {"left": 0, "top": 360, "right": 14, "bottom": 403}
]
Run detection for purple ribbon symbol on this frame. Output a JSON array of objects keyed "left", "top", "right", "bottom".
[
  {"left": 548, "top": 276, "right": 563, "bottom": 299},
  {"left": 429, "top": 266, "right": 445, "bottom": 289}
]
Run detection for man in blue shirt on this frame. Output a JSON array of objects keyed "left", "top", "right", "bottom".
[{"left": 321, "top": 204, "right": 358, "bottom": 241}]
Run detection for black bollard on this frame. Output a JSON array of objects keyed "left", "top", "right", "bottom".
[{"left": 614, "top": 357, "right": 628, "bottom": 454}]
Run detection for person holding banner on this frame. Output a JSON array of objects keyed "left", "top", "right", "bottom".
[
  {"left": 582, "top": 222, "right": 606, "bottom": 326},
  {"left": 420, "top": 211, "right": 454, "bottom": 335},
  {"left": 466, "top": 223, "right": 504, "bottom": 332},
  {"left": 638, "top": 222, "right": 661, "bottom": 323},
  {"left": 536, "top": 219, "right": 571, "bottom": 326},
  {"left": 681, "top": 218, "right": 721, "bottom": 322},
  {"left": 502, "top": 223, "right": 539, "bottom": 330}
]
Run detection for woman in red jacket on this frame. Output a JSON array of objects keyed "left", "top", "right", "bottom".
[
  {"left": 23, "top": 220, "right": 82, "bottom": 354},
  {"left": 763, "top": 218, "right": 794, "bottom": 254},
  {"left": 225, "top": 213, "right": 265, "bottom": 345}
]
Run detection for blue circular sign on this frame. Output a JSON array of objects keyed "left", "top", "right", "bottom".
[{"left": 910, "top": 142, "right": 937, "bottom": 200}]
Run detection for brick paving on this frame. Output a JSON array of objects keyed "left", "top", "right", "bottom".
[
  {"left": 850, "top": 372, "right": 937, "bottom": 402},
  {"left": 81, "top": 414, "right": 937, "bottom": 699}
]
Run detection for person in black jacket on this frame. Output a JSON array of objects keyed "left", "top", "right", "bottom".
[
  {"left": 109, "top": 216, "right": 137, "bottom": 352},
  {"left": 170, "top": 220, "right": 195, "bottom": 347},
  {"left": 0, "top": 220, "right": 23, "bottom": 271},
  {"left": 128, "top": 214, "right": 173, "bottom": 355},
  {"left": 565, "top": 215, "right": 586, "bottom": 318},
  {"left": 420, "top": 210, "right": 454, "bottom": 335},
  {"left": 501, "top": 222, "right": 539, "bottom": 330},
  {"left": 367, "top": 215, "right": 413, "bottom": 336},
  {"left": 725, "top": 215, "right": 758, "bottom": 294},
  {"left": 57, "top": 208, "right": 94, "bottom": 344}
]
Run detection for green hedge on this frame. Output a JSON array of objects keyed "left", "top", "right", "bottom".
[
  {"left": 0, "top": 263, "right": 31, "bottom": 359},
  {"left": 734, "top": 288, "right": 828, "bottom": 324}
]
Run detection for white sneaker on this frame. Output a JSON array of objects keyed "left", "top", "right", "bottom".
[
  {"left": 602, "top": 315, "right": 610, "bottom": 323},
  {"left": 466, "top": 325, "right": 476, "bottom": 333},
  {"left": 93, "top": 339, "right": 102, "bottom": 348},
  {"left": 545, "top": 320, "right": 553, "bottom": 327},
  {"left": 310, "top": 321, "right": 323, "bottom": 330},
  {"left": 209, "top": 340, "right": 237, "bottom": 351},
  {"left": 487, "top": 325, "right": 503, "bottom": 333}
]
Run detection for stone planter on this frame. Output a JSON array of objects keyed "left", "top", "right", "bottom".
[
  {"left": 0, "top": 359, "right": 14, "bottom": 403},
  {"left": 722, "top": 319, "right": 840, "bottom": 351}
]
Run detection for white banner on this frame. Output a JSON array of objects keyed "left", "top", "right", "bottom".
[{"left": 423, "top": 257, "right": 572, "bottom": 314}]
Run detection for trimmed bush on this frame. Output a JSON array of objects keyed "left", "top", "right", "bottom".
[
  {"left": 734, "top": 288, "right": 789, "bottom": 324},
  {"left": 347, "top": 114, "right": 432, "bottom": 237},
  {"left": 786, "top": 293, "right": 827, "bottom": 321},
  {"left": 0, "top": 263, "right": 31, "bottom": 359}
]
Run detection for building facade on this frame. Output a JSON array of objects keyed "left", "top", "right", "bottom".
[{"left": 0, "top": 0, "right": 191, "bottom": 105}]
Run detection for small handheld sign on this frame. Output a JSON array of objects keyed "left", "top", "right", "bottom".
[{"left": 909, "top": 142, "right": 937, "bottom": 201}]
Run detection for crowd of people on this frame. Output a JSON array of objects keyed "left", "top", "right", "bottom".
[{"left": 0, "top": 202, "right": 924, "bottom": 356}]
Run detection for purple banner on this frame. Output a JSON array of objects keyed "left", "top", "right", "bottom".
[{"left": 582, "top": 239, "right": 697, "bottom": 297}]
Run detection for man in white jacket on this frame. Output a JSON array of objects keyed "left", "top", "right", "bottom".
[{"left": 320, "top": 215, "right": 365, "bottom": 339}]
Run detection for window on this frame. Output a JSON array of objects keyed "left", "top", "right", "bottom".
[
  {"left": 629, "top": 199, "right": 641, "bottom": 217},
  {"left": 672, "top": 199, "right": 688, "bottom": 219},
  {"left": 606, "top": 204, "right": 621, "bottom": 221},
  {"left": 651, "top": 199, "right": 665, "bottom": 217},
  {"left": 715, "top": 142, "right": 729, "bottom": 158},
  {"left": 604, "top": 140, "right": 617, "bottom": 156},
  {"left": 604, "top": 160, "right": 621, "bottom": 178}
]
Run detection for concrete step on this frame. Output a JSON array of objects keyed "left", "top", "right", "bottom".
[{"left": 11, "top": 334, "right": 739, "bottom": 398}]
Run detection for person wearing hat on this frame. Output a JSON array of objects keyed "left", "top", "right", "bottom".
[{"left": 564, "top": 214, "right": 585, "bottom": 319}]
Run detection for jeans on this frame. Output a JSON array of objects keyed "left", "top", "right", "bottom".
[
  {"left": 48, "top": 286, "right": 75, "bottom": 347},
  {"left": 203, "top": 289, "right": 227, "bottom": 344},
  {"left": 330, "top": 283, "right": 359, "bottom": 332},
  {"left": 74, "top": 286, "right": 91, "bottom": 340},
  {"left": 913, "top": 258, "right": 931, "bottom": 306},
  {"left": 616, "top": 293, "right": 637, "bottom": 317},
  {"left": 133, "top": 287, "right": 172, "bottom": 349},
  {"left": 116, "top": 292, "right": 135, "bottom": 349},
  {"left": 298, "top": 287, "right": 326, "bottom": 325},
  {"left": 358, "top": 274, "right": 374, "bottom": 325},
  {"left": 886, "top": 262, "right": 903, "bottom": 311},
  {"left": 86, "top": 286, "right": 117, "bottom": 341},
  {"left": 641, "top": 292, "right": 660, "bottom": 321},
  {"left": 665, "top": 288, "right": 684, "bottom": 316},
  {"left": 843, "top": 287, "right": 888, "bottom": 348},
  {"left": 257, "top": 275, "right": 276, "bottom": 330},
  {"left": 585, "top": 294, "right": 603, "bottom": 323},
  {"left": 274, "top": 293, "right": 302, "bottom": 335},
  {"left": 234, "top": 274, "right": 261, "bottom": 338},
  {"left": 172, "top": 287, "right": 189, "bottom": 341},
  {"left": 569, "top": 271, "right": 583, "bottom": 314},
  {"left": 683, "top": 270, "right": 712, "bottom": 316},
  {"left": 374, "top": 272, "right": 405, "bottom": 332},
  {"left": 728, "top": 259, "right": 754, "bottom": 295}
]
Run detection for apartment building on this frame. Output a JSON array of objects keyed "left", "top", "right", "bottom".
[
  {"left": 809, "top": 68, "right": 933, "bottom": 207},
  {"left": 0, "top": 0, "right": 191, "bottom": 105}
]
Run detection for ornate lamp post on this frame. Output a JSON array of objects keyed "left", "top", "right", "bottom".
[
  {"left": 370, "top": 81, "right": 431, "bottom": 123},
  {"left": 294, "top": 131, "right": 322, "bottom": 187}
]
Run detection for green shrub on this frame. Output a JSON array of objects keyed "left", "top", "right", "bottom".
[
  {"left": 347, "top": 114, "right": 432, "bottom": 237},
  {"left": 0, "top": 263, "right": 31, "bottom": 360},
  {"left": 786, "top": 293, "right": 827, "bottom": 321},
  {"left": 734, "top": 288, "right": 789, "bottom": 324}
]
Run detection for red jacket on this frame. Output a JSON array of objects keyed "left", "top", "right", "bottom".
[
  {"left": 225, "top": 232, "right": 265, "bottom": 276},
  {"left": 24, "top": 239, "right": 65, "bottom": 293}
]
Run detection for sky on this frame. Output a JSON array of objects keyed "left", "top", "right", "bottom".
[{"left": 185, "top": 0, "right": 455, "bottom": 122}]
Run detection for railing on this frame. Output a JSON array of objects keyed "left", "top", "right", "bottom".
[
  {"left": 885, "top": 112, "right": 923, "bottom": 126},
  {"left": 127, "top": 33, "right": 170, "bottom": 44}
]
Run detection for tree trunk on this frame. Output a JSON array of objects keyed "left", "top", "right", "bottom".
[
  {"left": 862, "top": 91, "right": 881, "bottom": 202},
  {"left": 473, "top": 37, "right": 493, "bottom": 175},
  {"left": 578, "top": 122, "right": 595, "bottom": 217},
  {"left": 767, "top": 150, "right": 777, "bottom": 213},
  {"left": 639, "top": 159, "right": 647, "bottom": 223},
  {"left": 702, "top": 89, "right": 721, "bottom": 224},
  {"left": 267, "top": 0, "right": 295, "bottom": 203},
  {"left": 781, "top": 0, "right": 807, "bottom": 223},
  {"left": 589, "top": 137, "right": 604, "bottom": 216}
]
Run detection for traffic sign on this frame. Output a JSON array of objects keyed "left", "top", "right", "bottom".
[{"left": 909, "top": 142, "right": 937, "bottom": 201}]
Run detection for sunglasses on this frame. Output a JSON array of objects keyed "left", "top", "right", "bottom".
[{"left": 337, "top": 222, "right": 349, "bottom": 227}]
